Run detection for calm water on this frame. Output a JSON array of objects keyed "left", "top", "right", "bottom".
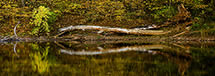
[{"left": 0, "top": 41, "right": 215, "bottom": 76}]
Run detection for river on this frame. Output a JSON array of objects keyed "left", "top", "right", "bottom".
[{"left": 0, "top": 41, "right": 215, "bottom": 76}]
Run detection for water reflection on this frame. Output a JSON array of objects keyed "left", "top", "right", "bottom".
[
  {"left": 29, "top": 44, "right": 50, "bottom": 74},
  {"left": 60, "top": 44, "right": 166, "bottom": 55},
  {"left": 0, "top": 41, "right": 215, "bottom": 75}
]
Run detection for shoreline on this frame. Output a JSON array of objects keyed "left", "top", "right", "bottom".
[{"left": 1, "top": 35, "right": 215, "bottom": 43}]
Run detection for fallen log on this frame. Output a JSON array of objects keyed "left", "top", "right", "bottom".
[
  {"left": 57, "top": 25, "right": 170, "bottom": 37},
  {"left": 56, "top": 4, "right": 193, "bottom": 37}
]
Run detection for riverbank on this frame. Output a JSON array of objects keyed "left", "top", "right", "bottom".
[
  {"left": 1, "top": 33, "right": 215, "bottom": 43},
  {"left": 1, "top": 0, "right": 214, "bottom": 42},
  {"left": 1, "top": 0, "right": 214, "bottom": 37}
]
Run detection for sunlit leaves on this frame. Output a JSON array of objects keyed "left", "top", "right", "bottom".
[
  {"left": 85, "top": 0, "right": 126, "bottom": 21},
  {"left": 53, "top": 1, "right": 84, "bottom": 15},
  {"left": 0, "top": 0, "right": 215, "bottom": 35},
  {"left": 31, "top": 6, "right": 54, "bottom": 35}
]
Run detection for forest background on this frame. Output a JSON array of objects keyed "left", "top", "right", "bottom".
[{"left": 0, "top": 0, "right": 214, "bottom": 37}]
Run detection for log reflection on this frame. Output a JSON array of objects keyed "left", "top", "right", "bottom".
[{"left": 60, "top": 44, "right": 167, "bottom": 55}]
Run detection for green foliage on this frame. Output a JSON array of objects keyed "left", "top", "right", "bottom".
[
  {"left": 152, "top": 6, "right": 176, "bottom": 22},
  {"left": 123, "top": 0, "right": 177, "bottom": 22},
  {"left": 48, "top": 11, "right": 58, "bottom": 24},
  {"left": 191, "top": 16, "right": 214, "bottom": 30},
  {"left": 191, "top": 23, "right": 211, "bottom": 31},
  {"left": 53, "top": 1, "right": 84, "bottom": 15},
  {"left": 123, "top": 0, "right": 146, "bottom": 19},
  {"left": 64, "top": 3, "right": 83, "bottom": 14},
  {"left": 85, "top": 0, "right": 126, "bottom": 21},
  {"left": 1, "top": 0, "right": 215, "bottom": 36},
  {"left": 31, "top": 6, "right": 56, "bottom": 36},
  {"left": 0, "top": 2, "right": 31, "bottom": 20}
]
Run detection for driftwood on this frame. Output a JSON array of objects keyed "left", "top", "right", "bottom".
[{"left": 57, "top": 25, "right": 170, "bottom": 37}]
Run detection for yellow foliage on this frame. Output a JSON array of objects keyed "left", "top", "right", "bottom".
[
  {"left": 30, "top": 46, "right": 50, "bottom": 74},
  {"left": 31, "top": 6, "right": 52, "bottom": 35},
  {"left": 84, "top": 0, "right": 126, "bottom": 21}
]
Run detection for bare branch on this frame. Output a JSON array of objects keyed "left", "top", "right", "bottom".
[{"left": 14, "top": 21, "right": 20, "bottom": 38}]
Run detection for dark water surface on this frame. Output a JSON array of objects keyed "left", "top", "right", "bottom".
[{"left": 0, "top": 41, "right": 215, "bottom": 76}]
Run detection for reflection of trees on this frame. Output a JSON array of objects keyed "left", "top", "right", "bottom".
[
  {"left": 0, "top": 42, "right": 215, "bottom": 75},
  {"left": 0, "top": 42, "right": 73, "bottom": 75},
  {"left": 187, "top": 46, "right": 215, "bottom": 76},
  {"left": 58, "top": 51, "right": 191, "bottom": 76},
  {"left": 30, "top": 45, "right": 50, "bottom": 74}
]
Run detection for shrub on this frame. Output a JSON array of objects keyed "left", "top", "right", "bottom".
[
  {"left": 31, "top": 6, "right": 56, "bottom": 36},
  {"left": 151, "top": 6, "right": 176, "bottom": 22}
]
